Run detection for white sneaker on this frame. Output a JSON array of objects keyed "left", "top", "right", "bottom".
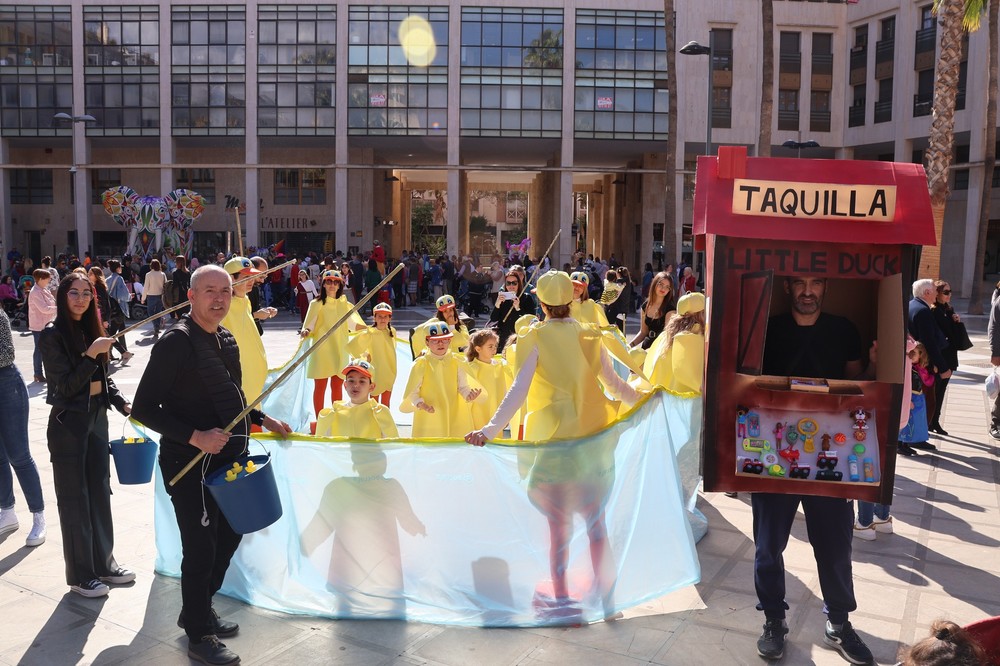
[
  {"left": 25, "top": 512, "right": 45, "bottom": 547},
  {"left": 872, "top": 516, "right": 893, "bottom": 534},
  {"left": 0, "top": 508, "right": 18, "bottom": 537},
  {"left": 853, "top": 521, "right": 877, "bottom": 541}
]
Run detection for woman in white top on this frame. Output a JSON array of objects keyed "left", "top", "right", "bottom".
[
  {"left": 294, "top": 269, "right": 319, "bottom": 323},
  {"left": 140, "top": 259, "right": 167, "bottom": 338}
]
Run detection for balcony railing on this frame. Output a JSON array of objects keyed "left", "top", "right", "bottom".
[
  {"left": 874, "top": 99, "right": 892, "bottom": 123},
  {"left": 810, "top": 109, "right": 831, "bottom": 132},
  {"left": 915, "top": 27, "right": 936, "bottom": 56},
  {"left": 711, "top": 106, "right": 731, "bottom": 129},
  {"left": 811, "top": 52, "right": 833, "bottom": 76},
  {"left": 849, "top": 46, "right": 867, "bottom": 71},
  {"left": 778, "top": 108, "right": 799, "bottom": 131},
  {"left": 913, "top": 93, "right": 932, "bottom": 117},
  {"left": 849, "top": 104, "right": 866, "bottom": 127},
  {"left": 779, "top": 51, "right": 801, "bottom": 74},
  {"left": 875, "top": 38, "right": 895, "bottom": 64}
]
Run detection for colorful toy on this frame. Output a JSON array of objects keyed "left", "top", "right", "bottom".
[
  {"left": 788, "top": 462, "right": 811, "bottom": 479},
  {"left": 833, "top": 432, "right": 847, "bottom": 445},
  {"left": 848, "top": 454, "right": 860, "bottom": 482},
  {"left": 816, "top": 451, "right": 839, "bottom": 470},
  {"left": 816, "top": 470, "right": 843, "bottom": 481},
  {"left": 742, "top": 438, "right": 770, "bottom": 453},
  {"left": 785, "top": 429, "right": 798, "bottom": 445},
  {"left": 773, "top": 422, "right": 786, "bottom": 447},
  {"left": 225, "top": 469, "right": 239, "bottom": 483},
  {"left": 779, "top": 445, "right": 800, "bottom": 463},
  {"left": 863, "top": 458, "right": 874, "bottom": 482},
  {"left": 820, "top": 433, "right": 832, "bottom": 451},
  {"left": 767, "top": 464, "right": 786, "bottom": 477},
  {"left": 851, "top": 408, "right": 869, "bottom": 430},
  {"left": 798, "top": 418, "right": 819, "bottom": 453},
  {"left": 245, "top": 460, "right": 258, "bottom": 474},
  {"left": 736, "top": 406, "right": 748, "bottom": 438},
  {"left": 853, "top": 443, "right": 866, "bottom": 455},
  {"left": 853, "top": 429, "right": 867, "bottom": 442},
  {"left": 747, "top": 411, "right": 761, "bottom": 437},
  {"left": 742, "top": 458, "right": 765, "bottom": 474}
]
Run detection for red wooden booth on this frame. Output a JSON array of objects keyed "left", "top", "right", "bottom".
[{"left": 694, "top": 147, "right": 936, "bottom": 502}]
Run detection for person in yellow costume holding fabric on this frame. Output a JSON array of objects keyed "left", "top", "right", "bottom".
[
  {"left": 348, "top": 303, "right": 397, "bottom": 407},
  {"left": 300, "top": 270, "right": 367, "bottom": 417},
  {"left": 315, "top": 357, "right": 399, "bottom": 439},
  {"left": 641, "top": 292, "right": 706, "bottom": 394},
  {"left": 409, "top": 294, "right": 470, "bottom": 359},
  {"left": 401, "top": 322, "right": 481, "bottom": 438},
  {"left": 465, "top": 271, "right": 643, "bottom": 621},
  {"left": 569, "top": 272, "right": 610, "bottom": 327},
  {"left": 221, "top": 256, "right": 268, "bottom": 402},
  {"left": 464, "top": 329, "right": 513, "bottom": 432}
]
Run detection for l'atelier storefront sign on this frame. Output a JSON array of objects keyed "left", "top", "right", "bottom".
[
  {"left": 732, "top": 179, "right": 897, "bottom": 222},
  {"left": 260, "top": 217, "right": 317, "bottom": 230}
]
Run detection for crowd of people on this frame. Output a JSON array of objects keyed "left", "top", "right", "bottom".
[{"left": 1, "top": 239, "right": 994, "bottom": 666}]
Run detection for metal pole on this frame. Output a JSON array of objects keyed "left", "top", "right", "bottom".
[{"left": 706, "top": 33, "right": 714, "bottom": 158}]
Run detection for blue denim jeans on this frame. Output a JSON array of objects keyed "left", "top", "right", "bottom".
[
  {"left": 0, "top": 365, "right": 44, "bottom": 512},
  {"left": 31, "top": 331, "right": 43, "bottom": 377},
  {"left": 146, "top": 295, "right": 164, "bottom": 333},
  {"left": 856, "top": 501, "right": 890, "bottom": 527}
]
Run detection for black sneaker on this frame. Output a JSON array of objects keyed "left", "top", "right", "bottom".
[
  {"left": 909, "top": 441, "right": 937, "bottom": 451},
  {"left": 70, "top": 579, "right": 110, "bottom": 598},
  {"left": 897, "top": 443, "right": 918, "bottom": 457},
  {"left": 99, "top": 567, "right": 136, "bottom": 585},
  {"left": 178, "top": 606, "right": 240, "bottom": 638},
  {"left": 757, "top": 618, "right": 788, "bottom": 660},
  {"left": 824, "top": 621, "right": 874, "bottom": 665},
  {"left": 990, "top": 426, "right": 1000, "bottom": 440},
  {"left": 188, "top": 635, "right": 240, "bottom": 666}
]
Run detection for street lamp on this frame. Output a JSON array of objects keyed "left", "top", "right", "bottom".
[
  {"left": 54, "top": 112, "right": 97, "bottom": 257},
  {"left": 679, "top": 38, "right": 714, "bottom": 158},
  {"left": 782, "top": 139, "right": 820, "bottom": 158}
]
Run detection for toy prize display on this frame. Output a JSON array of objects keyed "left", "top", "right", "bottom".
[{"left": 694, "top": 147, "right": 936, "bottom": 502}]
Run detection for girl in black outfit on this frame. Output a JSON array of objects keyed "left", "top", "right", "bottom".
[
  {"left": 171, "top": 255, "right": 192, "bottom": 319},
  {"left": 40, "top": 273, "right": 134, "bottom": 598},
  {"left": 629, "top": 271, "right": 676, "bottom": 350},
  {"left": 488, "top": 270, "right": 536, "bottom": 353},
  {"left": 930, "top": 279, "right": 961, "bottom": 434}
]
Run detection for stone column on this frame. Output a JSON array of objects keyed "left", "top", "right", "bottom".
[
  {"left": 641, "top": 153, "right": 666, "bottom": 271},
  {"left": 348, "top": 148, "right": 374, "bottom": 254}
]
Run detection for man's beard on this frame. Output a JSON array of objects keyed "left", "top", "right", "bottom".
[{"left": 792, "top": 296, "right": 820, "bottom": 315}]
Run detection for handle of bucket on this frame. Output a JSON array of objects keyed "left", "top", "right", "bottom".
[{"left": 243, "top": 436, "right": 271, "bottom": 459}]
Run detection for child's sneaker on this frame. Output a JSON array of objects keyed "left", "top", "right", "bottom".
[
  {"left": 872, "top": 516, "right": 893, "bottom": 534},
  {"left": 25, "top": 511, "right": 45, "bottom": 547},
  {"left": 71, "top": 579, "right": 110, "bottom": 598},
  {"left": 853, "top": 521, "right": 876, "bottom": 541}
]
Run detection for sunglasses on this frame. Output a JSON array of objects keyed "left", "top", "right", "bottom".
[
  {"left": 941, "top": 289, "right": 951, "bottom": 295},
  {"left": 505, "top": 280, "right": 519, "bottom": 286}
]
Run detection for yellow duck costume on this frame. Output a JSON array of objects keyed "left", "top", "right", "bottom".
[
  {"left": 348, "top": 304, "right": 398, "bottom": 398},
  {"left": 465, "top": 355, "right": 513, "bottom": 431},
  {"left": 642, "top": 292, "right": 705, "bottom": 394},
  {"left": 302, "top": 287, "right": 366, "bottom": 380},
  {"left": 315, "top": 359, "right": 399, "bottom": 438},
  {"left": 400, "top": 323, "right": 477, "bottom": 438},
  {"left": 221, "top": 257, "right": 267, "bottom": 401},
  {"left": 409, "top": 295, "right": 470, "bottom": 358},
  {"left": 569, "top": 272, "right": 611, "bottom": 327}
]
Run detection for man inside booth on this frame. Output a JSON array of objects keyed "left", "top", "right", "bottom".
[{"left": 753, "top": 276, "right": 874, "bottom": 665}]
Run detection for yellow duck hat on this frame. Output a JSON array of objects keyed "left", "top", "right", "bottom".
[
  {"left": 342, "top": 356, "right": 374, "bottom": 379},
  {"left": 514, "top": 314, "right": 538, "bottom": 336},
  {"left": 570, "top": 271, "right": 590, "bottom": 286},
  {"left": 321, "top": 269, "right": 344, "bottom": 283},
  {"left": 677, "top": 292, "right": 706, "bottom": 315},
  {"left": 532, "top": 270, "right": 574, "bottom": 306},
  {"left": 436, "top": 294, "right": 456, "bottom": 311},
  {"left": 223, "top": 256, "right": 261, "bottom": 276},
  {"left": 373, "top": 302, "right": 393, "bottom": 315},
  {"left": 425, "top": 322, "right": 454, "bottom": 340}
]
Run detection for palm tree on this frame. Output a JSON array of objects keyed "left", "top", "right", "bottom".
[
  {"left": 968, "top": 0, "right": 997, "bottom": 314},
  {"left": 663, "top": 0, "right": 678, "bottom": 265},
  {"left": 922, "top": 0, "right": 976, "bottom": 279},
  {"left": 523, "top": 29, "right": 563, "bottom": 69},
  {"left": 758, "top": 0, "right": 774, "bottom": 158}
]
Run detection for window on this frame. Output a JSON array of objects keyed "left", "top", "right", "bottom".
[
  {"left": 348, "top": 5, "right": 448, "bottom": 135},
  {"left": 953, "top": 144, "right": 969, "bottom": 190},
  {"left": 172, "top": 6, "right": 246, "bottom": 135},
  {"left": 711, "top": 27, "right": 732, "bottom": 71},
  {"left": 920, "top": 5, "right": 934, "bottom": 31},
  {"left": 0, "top": 6, "right": 72, "bottom": 68},
  {"left": 175, "top": 168, "right": 215, "bottom": 203},
  {"left": 880, "top": 17, "right": 895, "bottom": 41},
  {"left": 849, "top": 84, "right": 866, "bottom": 127},
  {"left": 810, "top": 90, "right": 831, "bottom": 132},
  {"left": 574, "top": 9, "right": 667, "bottom": 141},
  {"left": 10, "top": 169, "right": 53, "bottom": 204},
  {"left": 83, "top": 6, "right": 159, "bottom": 67},
  {"left": 712, "top": 86, "right": 731, "bottom": 129},
  {"left": 778, "top": 89, "right": 799, "bottom": 130},
  {"left": 91, "top": 169, "right": 121, "bottom": 204},
  {"left": 274, "top": 168, "right": 326, "bottom": 205},
  {"left": 812, "top": 33, "right": 832, "bottom": 55},
  {"left": 85, "top": 72, "right": 159, "bottom": 135},
  {"left": 914, "top": 69, "right": 933, "bottom": 117},
  {"left": 461, "top": 7, "right": 561, "bottom": 138},
  {"left": 875, "top": 77, "right": 892, "bottom": 123},
  {"left": 854, "top": 25, "right": 868, "bottom": 49}
]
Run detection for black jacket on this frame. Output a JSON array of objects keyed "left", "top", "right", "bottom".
[{"left": 39, "top": 323, "right": 129, "bottom": 415}]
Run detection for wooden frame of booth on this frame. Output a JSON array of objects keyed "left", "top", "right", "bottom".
[{"left": 694, "top": 147, "right": 936, "bottom": 503}]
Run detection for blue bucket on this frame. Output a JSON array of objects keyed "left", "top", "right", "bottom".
[
  {"left": 109, "top": 437, "right": 158, "bottom": 484},
  {"left": 204, "top": 454, "right": 283, "bottom": 535}
]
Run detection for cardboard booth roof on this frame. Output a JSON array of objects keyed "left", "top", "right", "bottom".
[{"left": 693, "top": 147, "right": 937, "bottom": 247}]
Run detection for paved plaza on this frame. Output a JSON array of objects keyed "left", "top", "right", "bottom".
[{"left": 2, "top": 303, "right": 999, "bottom": 666}]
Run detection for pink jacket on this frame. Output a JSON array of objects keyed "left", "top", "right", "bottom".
[{"left": 28, "top": 286, "right": 57, "bottom": 332}]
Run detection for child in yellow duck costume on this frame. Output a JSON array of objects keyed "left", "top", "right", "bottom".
[
  {"left": 220, "top": 256, "right": 268, "bottom": 401},
  {"left": 401, "top": 322, "right": 481, "bottom": 438},
  {"left": 568, "top": 272, "right": 611, "bottom": 328},
  {"left": 466, "top": 271, "right": 643, "bottom": 620},
  {"left": 409, "top": 294, "right": 470, "bottom": 358},
  {"left": 315, "top": 358, "right": 399, "bottom": 439},
  {"left": 642, "top": 292, "right": 705, "bottom": 395},
  {"left": 301, "top": 270, "right": 367, "bottom": 416},
  {"left": 348, "top": 302, "right": 397, "bottom": 407},
  {"left": 464, "top": 329, "right": 513, "bottom": 431}
]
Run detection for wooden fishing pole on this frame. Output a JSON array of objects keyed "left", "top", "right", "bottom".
[
  {"left": 501, "top": 229, "right": 562, "bottom": 323},
  {"left": 168, "top": 261, "right": 404, "bottom": 486},
  {"left": 234, "top": 206, "right": 245, "bottom": 257},
  {"left": 111, "top": 258, "right": 296, "bottom": 340}
]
